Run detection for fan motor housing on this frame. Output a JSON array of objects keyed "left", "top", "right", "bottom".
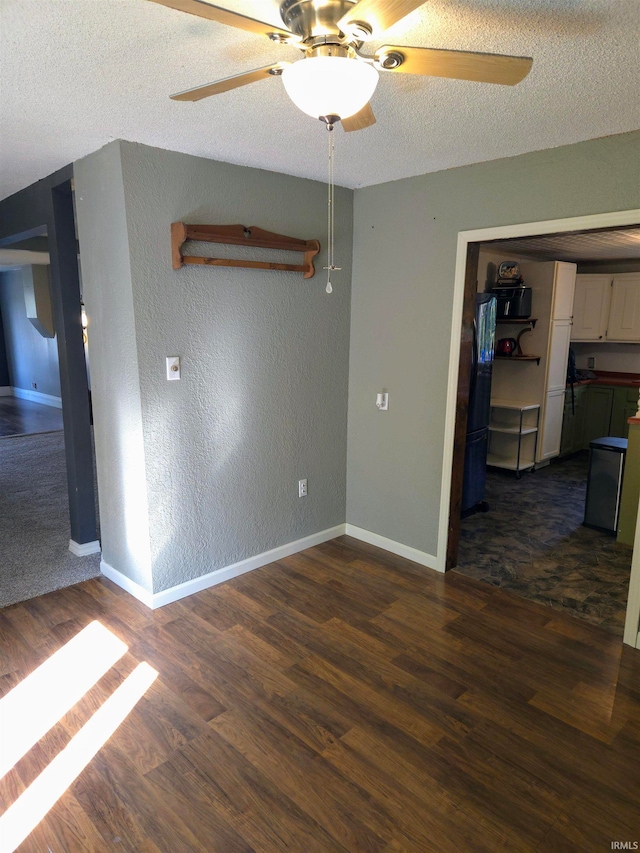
[{"left": 280, "top": 0, "right": 358, "bottom": 41}]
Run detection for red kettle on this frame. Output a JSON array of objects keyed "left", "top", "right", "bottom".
[{"left": 496, "top": 338, "right": 517, "bottom": 356}]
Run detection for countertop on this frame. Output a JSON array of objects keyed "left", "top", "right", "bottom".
[{"left": 571, "top": 370, "right": 640, "bottom": 388}]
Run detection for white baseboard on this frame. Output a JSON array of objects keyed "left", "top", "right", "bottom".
[
  {"left": 101, "top": 524, "right": 347, "bottom": 609},
  {"left": 100, "top": 560, "right": 154, "bottom": 608},
  {"left": 0, "top": 386, "right": 11, "bottom": 397},
  {"left": 345, "top": 523, "right": 440, "bottom": 572},
  {"left": 69, "top": 539, "right": 101, "bottom": 557},
  {"left": 12, "top": 387, "right": 62, "bottom": 408}
]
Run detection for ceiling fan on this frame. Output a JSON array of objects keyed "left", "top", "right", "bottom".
[{"left": 149, "top": 0, "right": 533, "bottom": 131}]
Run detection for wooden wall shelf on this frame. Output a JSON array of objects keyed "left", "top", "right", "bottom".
[
  {"left": 496, "top": 318, "right": 537, "bottom": 328},
  {"left": 495, "top": 354, "right": 541, "bottom": 364},
  {"left": 171, "top": 222, "right": 321, "bottom": 279}
]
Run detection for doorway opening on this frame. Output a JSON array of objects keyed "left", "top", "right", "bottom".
[
  {"left": 0, "top": 194, "right": 100, "bottom": 606},
  {"left": 443, "top": 212, "right": 640, "bottom": 642}
]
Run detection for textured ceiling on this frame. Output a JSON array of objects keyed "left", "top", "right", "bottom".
[
  {"left": 486, "top": 227, "right": 640, "bottom": 262},
  {"left": 1, "top": 0, "right": 639, "bottom": 201}
]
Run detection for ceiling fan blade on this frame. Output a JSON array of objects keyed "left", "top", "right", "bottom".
[
  {"left": 341, "top": 103, "right": 377, "bottom": 132},
  {"left": 338, "top": 0, "right": 426, "bottom": 40},
  {"left": 171, "top": 64, "right": 288, "bottom": 101},
  {"left": 147, "top": 0, "right": 296, "bottom": 40},
  {"left": 376, "top": 45, "right": 533, "bottom": 85}
]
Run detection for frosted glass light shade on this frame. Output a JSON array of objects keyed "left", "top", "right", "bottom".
[{"left": 282, "top": 56, "right": 378, "bottom": 120}]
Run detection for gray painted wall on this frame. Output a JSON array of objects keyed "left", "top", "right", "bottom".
[
  {"left": 0, "top": 269, "right": 61, "bottom": 397},
  {"left": 76, "top": 140, "right": 352, "bottom": 594},
  {"left": 75, "top": 142, "right": 153, "bottom": 591},
  {"left": 347, "top": 130, "right": 640, "bottom": 557}
]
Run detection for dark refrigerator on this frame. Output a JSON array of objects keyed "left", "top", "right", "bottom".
[{"left": 461, "top": 293, "right": 497, "bottom": 515}]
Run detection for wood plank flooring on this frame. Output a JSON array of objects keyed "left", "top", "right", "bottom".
[
  {"left": 0, "top": 397, "right": 63, "bottom": 438},
  {"left": 1, "top": 535, "right": 639, "bottom": 851}
]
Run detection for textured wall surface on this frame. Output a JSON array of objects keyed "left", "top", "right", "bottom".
[
  {"left": 347, "top": 130, "right": 640, "bottom": 557},
  {"left": 0, "top": 269, "right": 61, "bottom": 397},
  {"left": 75, "top": 142, "right": 153, "bottom": 591},
  {"left": 78, "top": 141, "right": 352, "bottom": 594}
]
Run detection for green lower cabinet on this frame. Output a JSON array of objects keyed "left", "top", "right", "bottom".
[
  {"left": 609, "top": 387, "right": 630, "bottom": 437},
  {"left": 560, "top": 385, "right": 587, "bottom": 455},
  {"left": 560, "top": 383, "right": 638, "bottom": 454},
  {"left": 582, "top": 386, "right": 614, "bottom": 448}
]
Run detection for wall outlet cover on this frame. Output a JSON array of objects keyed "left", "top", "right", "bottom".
[{"left": 166, "top": 356, "right": 181, "bottom": 381}]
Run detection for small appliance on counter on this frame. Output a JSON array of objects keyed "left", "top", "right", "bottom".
[{"left": 491, "top": 260, "right": 532, "bottom": 320}]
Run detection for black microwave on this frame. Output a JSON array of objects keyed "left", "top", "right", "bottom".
[{"left": 492, "top": 286, "right": 532, "bottom": 319}]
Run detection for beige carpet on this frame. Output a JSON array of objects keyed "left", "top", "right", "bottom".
[{"left": 0, "top": 431, "right": 101, "bottom": 608}]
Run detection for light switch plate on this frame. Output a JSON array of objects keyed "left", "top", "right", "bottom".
[{"left": 166, "top": 356, "right": 181, "bottom": 380}]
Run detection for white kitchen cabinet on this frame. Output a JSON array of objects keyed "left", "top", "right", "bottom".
[
  {"left": 553, "top": 263, "right": 577, "bottom": 320},
  {"left": 547, "top": 319, "right": 573, "bottom": 392},
  {"left": 571, "top": 272, "right": 640, "bottom": 342},
  {"left": 607, "top": 273, "right": 640, "bottom": 341},
  {"left": 541, "top": 390, "right": 566, "bottom": 460},
  {"left": 571, "top": 274, "right": 611, "bottom": 341},
  {"left": 540, "top": 318, "right": 573, "bottom": 459}
]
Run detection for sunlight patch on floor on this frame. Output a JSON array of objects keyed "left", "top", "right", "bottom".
[
  {"left": 0, "top": 662, "right": 157, "bottom": 851},
  {"left": 0, "top": 621, "right": 127, "bottom": 779},
  {"left": 0, "top": 621, "right": 157, "bottom": 851}
]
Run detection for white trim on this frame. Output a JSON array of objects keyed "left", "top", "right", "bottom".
[
  {"left": 69, "top": 539, "right": 101, "bottom": 557},
  {"left": 345, "top": 523, "right": 439, "bottom": 571},
  {"left": 102, "top": 524, "right": 347, "bottom": 609},
  {"left": 0, "top": 386, "right": 11, "bottom": 397},
  {"left": 439, "top": 208, "right": 640, "bottom": 639},
  {"left": 11, "top": 387, "right": 62, "bottom": 408},
  {"left": 100, "top": 560, "right": 154, "bottom": 608}
]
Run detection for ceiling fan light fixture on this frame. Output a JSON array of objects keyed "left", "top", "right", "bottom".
[{"left": 282, "top": 56, "right": 378, "bottom": 120}]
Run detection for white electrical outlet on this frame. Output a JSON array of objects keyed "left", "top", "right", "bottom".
[
  {"left": 588, "top": 357, "right": 595, "bottom": 369},
  {"left": 298, "top": 478, "right": 308, "bottom": 497},
  {"left": 166, "top": 356, "right": 181, "bottom": 381},
  {"left": 376, "top": 392, "right": 389, "bottom": 410}
]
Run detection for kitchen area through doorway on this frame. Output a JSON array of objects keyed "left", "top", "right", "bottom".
[{"left": 455, "top": 227, "right": 640, "bottom": 637}]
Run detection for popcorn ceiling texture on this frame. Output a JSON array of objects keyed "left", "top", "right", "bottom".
[{"left": 1, "top": 0, "right": 639, "bottom": 199}]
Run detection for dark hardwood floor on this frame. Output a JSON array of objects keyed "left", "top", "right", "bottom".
[
  {"left": 0, "top": 397, "right": 63, "bottom": 438},
  {"left": 1, "top": 536, "right": 639, "bottom": 851}
]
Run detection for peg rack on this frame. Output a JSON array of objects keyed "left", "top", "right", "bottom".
[{"left": 171, "top": 222, "right": 321, "bottom": 279}]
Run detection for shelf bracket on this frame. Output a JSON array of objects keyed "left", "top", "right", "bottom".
[{"left": 171, "top": 222, "right": 321, "bottom": 279}]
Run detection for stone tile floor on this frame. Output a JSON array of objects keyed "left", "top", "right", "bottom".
[{"left": 456, "top": 452, "right": 632, "bottom": 636}]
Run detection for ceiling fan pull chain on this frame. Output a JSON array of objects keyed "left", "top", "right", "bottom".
[{"left": 324, "top": 125, "right": 340, "bottom": 294}]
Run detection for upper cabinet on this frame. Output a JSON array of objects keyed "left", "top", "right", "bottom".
[
  {"left": 571, "top": 275, "right": 611, "bottom": 340},
  {"left": 608, "top": 273, "right": 640, "bottom": 341},
  {"left": 515, "top": 260, "right": 577, "bottom": 463},
  {"left": 572, "top": 272, "right": 640, "bottom": 342},
  {"left": 552, "top": 262, "right": 578, "bottom": 320}
]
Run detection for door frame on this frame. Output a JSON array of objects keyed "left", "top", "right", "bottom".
[{"left": 437, "top": 208, "right": 640, "bottom": 648}]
